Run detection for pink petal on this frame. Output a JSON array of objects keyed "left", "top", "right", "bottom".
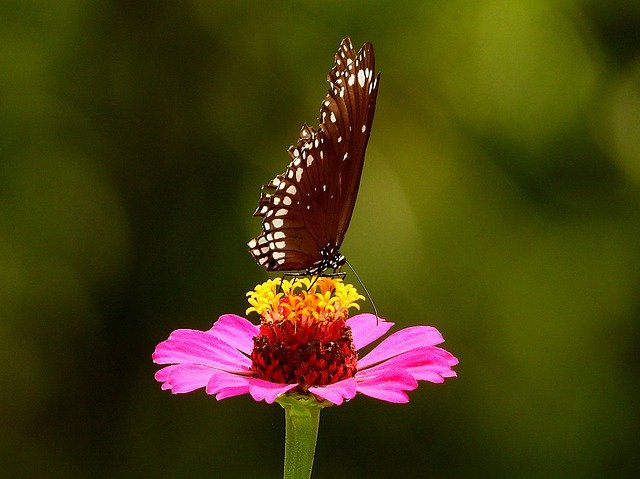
[
  {"left": 215, "top": 386, "right": 254, "bottom": 401},
  {"left": 430, "top": 346, "right": 459, "bottom": 363},
  {"left": 361, "top": 348, "right": 457, "bottom": 384},
  {"left": 155, "top": 364, "right": 216, "bottom": 394},
  {"left": 347, "top": 314, "right": 394, "bottom": 351},
  {"left": 205, "top": 370, "right": 252, "bottom": 399},
  {"left": 155, "top": 364, "right": 178, "bottom": 383},
  {"left": 207, "top": 314, "right": 258, "bottom": 355},
  {"left": 308, "top": 378, "right": 358, "bottom": 405},
  {"left": 355, "top": 369, "right": 417, "bottom": 403},
  {"left": 248, "top": 378, "right": 297, "bottom": 404},
  {"left": 357, "top": 326, "right": 446, "bottom": 369},
  {"left": 152, "top": 328, "right": 251, "bottom": 372},
  {"left": 359, "top": 388, "right": 410, "bottom": 403}
]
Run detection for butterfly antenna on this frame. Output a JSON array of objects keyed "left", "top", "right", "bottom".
[{"left": 345, "top": 260, "right": 380, "bottom": 324}]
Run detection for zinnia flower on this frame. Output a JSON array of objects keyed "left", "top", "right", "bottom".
[{"left": 153, "top": 277, "right": 457, "bottom": 406}]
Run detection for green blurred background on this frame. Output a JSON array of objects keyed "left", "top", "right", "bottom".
[{"left": 2, "top": 1, "right": 639, "bottom": 477}]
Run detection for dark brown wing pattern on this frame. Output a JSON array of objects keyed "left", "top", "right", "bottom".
[{"left": 248, "top": 37, "right": 380, "bottom": 274}]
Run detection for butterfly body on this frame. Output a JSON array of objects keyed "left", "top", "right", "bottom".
[{"left": 248, "top": 38, "right": 379, "bottom": 276}]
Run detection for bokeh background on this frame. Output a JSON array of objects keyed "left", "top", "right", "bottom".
[{"left": 2, "top": 1, "right": 640, "bottom": 477}]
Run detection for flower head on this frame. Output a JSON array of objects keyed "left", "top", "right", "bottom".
[{"left": 153, "top": 277, "right": 458, "bottom": 405}]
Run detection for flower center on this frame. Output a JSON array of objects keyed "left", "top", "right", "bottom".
[{"left": 246, "top": 277, "right": 363, "bottom": 391}]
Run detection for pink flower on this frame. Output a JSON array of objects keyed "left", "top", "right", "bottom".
[{"left": 153, "top": 278, "right": 458, "bottom": 406}]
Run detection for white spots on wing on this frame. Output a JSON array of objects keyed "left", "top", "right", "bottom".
[
  {"left": 286, "top": 185, "right": 297, "bottom": 195},
  {"left": 272, "top": 177, "right": 281, "bottom": 187},
  {"left": 266, "top": 233, "right": 274, "bottom": 241},
  {"left": 277, "top": 258, "right": 286, "bottom": 265},
  {"left": 293, "top": 148, "right": 300, "bottom": 157},
  {"left": 343, "top": 152, "right": 349, "bottom": 161},
  {"left": 283, "top": 196, "right": 292, "bottom": 206},
  {"left": 323, "top": 100, "right": 330, "bottom": 107},
  {"left": 286, "top": 170, "right": 294, "bottom": 179},
  {"left": 369, "top": 77, "right": 378, "bottom": 94},
  {"left": 306, "top": 205, "right": 311, "bottom": 210},
  {"left": 337, "top": 136, "right": 342, "bottom": 143},
  {"left": 275, "top": 209, "right": 288, "bottom": 217},
  {"left": 274, "top": 231, "right": 286, "bottom": 240},
  {"left": 258, "top": 257, "right": 268, "bottom": 266},
  {"left": 293, "top": 157, "right": 301, "bottom": 167},
  {"left": 307, "top": 154, "right": 314, "bottom": 167},
  {"left": 278, "top": 182, "right": 286, "bottom": 190},
  {"left": 314, "top": 139, "right": 319, "bottom": 148},
  {"left": 272, "top": 219, "right": 284, "bottom": 228},
  {"left": 261, "top": 246, "right": 269, "bottom": 254},
  {"left": 361, "top": 124, "right": 366, "bottom": 133},
  {"left": 295, "top": 167, "right": 303, "bottom": 182},
  {"left": 348, "top": 73, "right": 355, "bottom": 86},
  {"left": 275, "top": 241, "right": 286, "bottom": 249},
  {"left": 340, "top": 88, "right": 345, "bottom": 98},
  {"left": 264, "top": 222, "right": 271, "bottom": 231},
  {"left": 266, "top": 210, "right": 274, "bottom": 217},
  {"left": 273, "top": 197, "right": 281, "bottom": 205},
  {"left": 357, "top": 69, "right": 365, "bottom": 87},
  {"left": 258, "top": 205, "right": 268, "bottom": 215},
  {"left": 322, "top": 184, "right": 327, "bottom": 191},
  {"left": 330, "top": 112, "right": 336, "bottom": 123},
  {"left": 273, "top": 251, "right": 285, "bottom": 260},
  {"left": 248, "top": 239, "right": 257, "bottom": 248}
]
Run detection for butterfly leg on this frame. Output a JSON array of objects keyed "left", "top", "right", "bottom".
[{"left": 277, "top": 271, "right": 308, "bottom": 294}]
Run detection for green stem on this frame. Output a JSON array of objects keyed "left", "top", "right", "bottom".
[{"left": 277, "top": 394, "right": 329, "bottom": 479}]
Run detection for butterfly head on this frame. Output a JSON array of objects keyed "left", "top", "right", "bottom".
[{"left": 306, "top": 243, "right": 346, "bottom": 276}]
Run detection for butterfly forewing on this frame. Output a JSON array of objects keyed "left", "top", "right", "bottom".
[
  {"left": 322, "top": 40, "right": 379, "bottom": 246},
  {"left": 248, "top": 37, "right": 380, "bottom": 274}
]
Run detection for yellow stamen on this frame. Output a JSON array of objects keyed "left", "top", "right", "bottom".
[{"left": 245, "top": 277, "right": 365, "bottom": 322}]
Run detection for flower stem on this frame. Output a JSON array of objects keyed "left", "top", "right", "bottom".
[{"left": 277, "top": 394, "right": 329, "bottom": 479}]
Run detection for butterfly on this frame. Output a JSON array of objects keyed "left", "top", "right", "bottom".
[{"left": 248, "top": 37, "right": 380, "bottom": 276}]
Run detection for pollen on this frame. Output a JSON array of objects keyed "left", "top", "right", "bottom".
[{"left": 246, "top": 277, "right": 363, "bottom": 320}]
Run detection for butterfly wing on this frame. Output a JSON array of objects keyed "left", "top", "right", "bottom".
[
  {"left": 321, "top": 38, "right": 379, "bottom": 247},
  {"left": 248, "top": 37, "right": 380, "bottom": 272}
]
